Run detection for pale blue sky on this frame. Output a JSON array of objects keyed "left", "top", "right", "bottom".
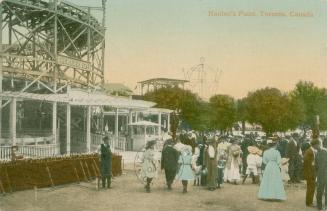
[{"left": 70, "top": 0, "right": 327, "bottom": 98}]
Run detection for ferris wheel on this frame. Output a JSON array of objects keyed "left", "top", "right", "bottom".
[{"left": 182, "top": 57, "right": 223, "bottom": 100}]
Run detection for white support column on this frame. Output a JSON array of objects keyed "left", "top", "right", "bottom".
[
  {"left": 52, "top": 102, "right": 57, "bottom": 154},
  {"left": 125, "top": 114, "right": 129, "bottom": 131},
  {"left": 115, "top": 108, "right": 119, "bottom": 150},
  {"left": 158, "top": 112, "right": 162, "bottom": 137},
  {"left": 167, "top": 113, "right": 171, "bottom": 133},
  {"left": 135, "top": 112, "right": 138, "bottom": 122},
  {"left": 66, "top": 104, "right": 71, "bottom": 155},
  {"left": 86, "top": 106, "right": 91, "bottom": 153},
  {"left": 129, "top": 110, "right": 133, "bottom": 124},
  {"left": 10, "top": 98, "right": 17, "bottom": 146}
]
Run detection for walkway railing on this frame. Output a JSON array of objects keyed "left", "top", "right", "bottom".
[
  {"left": 19, "top": 144, "right": 59, "bottom": 158},
  {"left": 0, "top": 146, "right": 11, "bottom": 161},
  {"left": 0, "top": 144, "right": 60, "bottom": 160}
]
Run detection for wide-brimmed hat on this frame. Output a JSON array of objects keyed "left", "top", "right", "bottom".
[
  {"left": 247, "top": 146, "right": 257, "bottom": 154},
  {"left": 248, "top": 146, "right": 262, "bottom": 155},
  {"left": 146, "top": 140, "right": 157, "bottom": 149}
]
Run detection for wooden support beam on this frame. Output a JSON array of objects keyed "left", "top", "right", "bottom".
[
  {"left": 52, "top": 102, "right": 57, "bottom": 154},
  {"left": 66, "top": 104, "right": 71, "bottom": 155},
  {"left": 86, "top": 106, "right": 91, "bottom": 153},
  {"left": 10, "top": 97, "right": 17, "bottom": 146}
]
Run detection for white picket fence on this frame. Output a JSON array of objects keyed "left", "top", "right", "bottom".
[
  {"left": 19, "top": 144, "right": 59, "bottom": 158},
  {"left": 0, "top": 144, "right": 59, "bottom": 160}
]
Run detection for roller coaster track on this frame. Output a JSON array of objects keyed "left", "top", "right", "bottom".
[{"left": 0, "top": 0, "right": 106, "bottom": 93}]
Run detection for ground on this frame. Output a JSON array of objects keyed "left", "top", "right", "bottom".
[{"left": 0, "top": 164, "right": 318, "bottom": 211}]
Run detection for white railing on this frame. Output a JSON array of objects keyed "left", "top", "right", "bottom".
[
  {"left": 18, "top": 144, "right": 59, "bottom": 158},
  {"left": 116, "top": 137, "right": 126, "bottom": 151},
  {"left": 0, "top": 144, "right": 60, "bottom": 160},
  {"left": 0, "top": 146, "right": 12, "bottom": 161},
  {"left": 90, "top": 133, "right": 126, "bottom": 152}
]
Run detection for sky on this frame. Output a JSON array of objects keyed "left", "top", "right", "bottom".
[{"left": 71, "top": 0, "right": 327, "bottom": 99}]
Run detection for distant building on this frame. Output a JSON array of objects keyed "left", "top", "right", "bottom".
[
  {"left": 103, "top": 83, "right": 133, "bottom": 96},
  {"left": 137, "top": 78, "right": 189, "bottom": 95}
]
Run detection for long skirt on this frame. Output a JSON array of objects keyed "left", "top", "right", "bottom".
[
  {"left": 224, "top": 161, "right": 240, "bottom": 182},
  {"left": 258, "top": 162, "right": 286, "bottom": 200}
]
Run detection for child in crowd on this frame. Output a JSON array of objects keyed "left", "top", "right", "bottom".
[{"left": 242, "top": 146, "right": 262, "bottom": 184}]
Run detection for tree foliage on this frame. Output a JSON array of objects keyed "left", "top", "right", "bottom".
[
  {"left": 246, "top": 87, "right": 303, "bottom": 135},
  {"left": 209, "top": 94, "right": 236, "bottom": 132},
  {"left": 291, "top": 81, "right": 327, "bottom": 131},
  {"left": 143, "top": 87, "right": 210, "bottom": 137}
]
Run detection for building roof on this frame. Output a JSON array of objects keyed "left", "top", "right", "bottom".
[
  {"left": 0, "top": 90, "right": 155, "bottom": 109},
  {"left": 138, "top": 78, "right": 188, "bottom": 84}
]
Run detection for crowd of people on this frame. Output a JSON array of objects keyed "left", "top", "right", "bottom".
[
  {"left": 139, "top": 131, "right": 327, "bottom": 210},
  {"left": 96, "top": 131, "right": 327, "bottom": 211}
]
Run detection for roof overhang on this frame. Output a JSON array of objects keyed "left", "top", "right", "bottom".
[{"left": 0, "top": 91, "right": 156, "bottom": 109}]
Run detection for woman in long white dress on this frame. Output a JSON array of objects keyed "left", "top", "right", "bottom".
[
  {"left": 224, "top": 138, "right": 242, "bottom": 184},
  {"left": 141, "top": 140, "right": 157, "bottom": 193}
]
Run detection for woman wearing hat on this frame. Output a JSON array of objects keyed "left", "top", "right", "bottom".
[
  {"left": 176, "top": 145, "right": 194, "bottom": 193},
  {"left": 224, "top": 138, "right": 242, "bottom": 184},
  {"left": 141, "top": 140, "right": 157, "bottom": 193},
  {"left": 258, "top": 138, "right": 286, "bottom": 201}
]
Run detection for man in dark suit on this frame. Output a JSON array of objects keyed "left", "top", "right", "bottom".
[
  {"left": 303, "top": 139, "right": 319, "bottom": 207},
  {"left": 98, "top": 136, "right": 112, "bottom": 189},
  {"left": 277, "top": 137, "right": 289, "bottom": 158},
  {"left": 316, "top": 138, "right": 327, "bottom": 211},
  {"left": 286, "top": 135, "right": 301, "bottom": 183},
  {"left": 161, "top": 139, "right": 180, "bottom": 190}
]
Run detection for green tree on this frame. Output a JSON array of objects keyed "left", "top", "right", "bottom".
[
  {"left": 209, "top": 94, "right": 237, "bottom": 133},
  {"left": 236, "top": 98, "right": 248, "bottom": 135},
  {"left": 143, "top": 87, "right": 204, "bottom": 139},
  {"left": 246, "top": 87, "right": 303, "bottom": 136},
  {"left": 291, "top": 81, "right": 327, "bottom": 133}
]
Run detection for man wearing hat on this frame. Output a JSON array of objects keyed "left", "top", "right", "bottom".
[
  {"left": 316, "top": 138, "right": 327, "bottom": 211},
  {"left": 97, "top": 136, "right": 112, "bottom": 189},
  {"left": 161, "top": 139, "right": 179, "bottom": 190},
  {"left": 286, "top": 134, "right": 302, "bottom": 183},
  {"left": 303, "top": 139, "right": 319, "bottom": 207}
]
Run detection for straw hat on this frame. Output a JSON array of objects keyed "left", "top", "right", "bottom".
[
  {"left": 247, "top": 146, "right": 257, "bottom": 154},
  {"left": 248, "top": 146, "right": 262, "bottom": 155}
]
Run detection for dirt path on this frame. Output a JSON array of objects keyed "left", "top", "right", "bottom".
[{"left": 0, "top": 168, "right": 317, "bottom": 211}]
